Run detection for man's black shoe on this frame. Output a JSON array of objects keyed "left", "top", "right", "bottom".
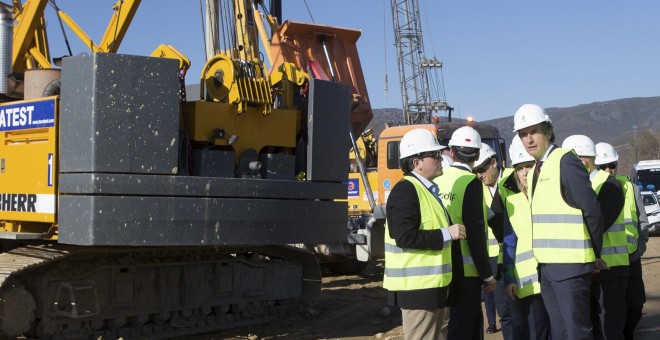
[{"left": 486, "top": 323, "right": 499, "bottom": 334}]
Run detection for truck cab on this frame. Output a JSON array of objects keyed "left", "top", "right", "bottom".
[{"left": 631, "top": 159, "right": 660, "bottom": 194}]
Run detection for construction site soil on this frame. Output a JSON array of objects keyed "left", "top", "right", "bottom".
[{"left": 178, "top": 237, "right": 660, "bottom": 340}]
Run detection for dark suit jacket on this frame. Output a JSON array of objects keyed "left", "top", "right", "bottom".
[
  {"left": 488, "top": 184, "right": 505, "bottom": 243},
  {"left": 459, "top": 169, "right": 494, "bottom": 281}
]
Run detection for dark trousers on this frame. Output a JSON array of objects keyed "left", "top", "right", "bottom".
[
  {"left": 591, "top": 276, "right": 627, "bottom": 340},
  {"left": 483, "top": 290, "right": 496, "bottom": 326},
  {"left": 495, "top": 278, "right": 525, "bottom": 340},
  {"left": 519, "top": 294, "right": 551, "bottom": 340},
  {"left": 623, "top": 259, "right": 646, "bottom": 340},
  {"left": 448, "top": 277, "right": 483, "bottom": 340},
  {"left": 540, "top": 269, "right": 593, "bottom": 340}
]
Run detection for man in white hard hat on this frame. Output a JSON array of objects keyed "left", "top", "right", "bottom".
[
  {"left": 562, "top": 135, "right": 627, "bottom": 340},
  {"left": 513, "top": 104, "right": 604, "bottom": 340},
  {"left": 473, "top": 143, "right": 524, "bottom": 338},
  {"left": 501, "top": 136, "right": 551, "bottom": 340},
  {"left": 595, "top": 142, "right": 649, "bottom": 340},
  {"left": 382, "top": 128, "right": 465, "bottom": 340},
  {"left": 434, "top": 126, "right": 496, "bottom": 340}
]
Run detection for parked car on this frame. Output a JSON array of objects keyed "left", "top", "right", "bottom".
[{"left": 641, "top": 190, "right": 660, "bottom": 235}]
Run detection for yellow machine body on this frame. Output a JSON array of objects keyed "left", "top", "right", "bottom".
[
  {"left": 0, "top": 96, "right": 58, "bottom": 232},
  {"left": 186, "top": 101, "right": 298, "bottom": 158}
]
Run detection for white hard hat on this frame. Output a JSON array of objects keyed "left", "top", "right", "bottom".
[
  {"left": 595, "top": 142, "right": 619, "bottom": 165},
  {"left": 513, "top": 104, "right": 552, "bottom": 132},
  {"left": 474, "top": 143, "right": 497, "bottom": 168},
  {"left": 441, "top": 154, "right": 453, "bottom": 168},
  {"left": 509, "top": 136, "right": 535, "bottom": 165},
  {"left": 561, "top": 135, "right": 596, "bottom": 157},
  {"left": 448, "top": 126, "right": 482, "bottom": 149},
  {"left": 399, "top": 128, "right": 446, "bottom": 159}
]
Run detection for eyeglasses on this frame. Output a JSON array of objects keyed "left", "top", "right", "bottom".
[
  {"left": 419, "top": 151, "right": 442, "bottom": 160},
  {"left": 473, "top": 163, "right": 490, "bottom": 174},
  {"left": 473, "top": 157, "right": 494, "bottom": 174},
  {"left": 598, "top": 162, "right": 617, "bottom": 170}
]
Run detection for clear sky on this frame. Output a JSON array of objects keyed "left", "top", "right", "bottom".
[{"left": 43, "top": 1, "right": 660, "bottom": 121}]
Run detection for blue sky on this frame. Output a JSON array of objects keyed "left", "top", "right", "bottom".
[{"left": 44, "top": 1, "right": 660, "bottom": 121}]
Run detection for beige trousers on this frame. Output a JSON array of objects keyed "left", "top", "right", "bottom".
[{"left": 402, "top": 307, "right": 449, "bottom": 340}]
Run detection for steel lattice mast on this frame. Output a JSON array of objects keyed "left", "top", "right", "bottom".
[{"left": 391, "top": 0, "right": 450, "bottom": 124}]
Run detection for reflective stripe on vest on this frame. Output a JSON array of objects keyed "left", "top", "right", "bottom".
[
  {"left": 617, "top": 176, "right": 639, "bottom": 254},
  {"left": 435, "top": 167, "right": 488, "bottom": 277},
  {"left": 384, "top": 239, "right": 452, "bottom": 254},
  {"left": 591, "top": 171, "right": 629, "bottom": 268},
  {"left": 385, "top": 264, "right": 453, "bottom": 277},
  {"left": 383, "top": 176, "right": 452, "bottom": 291},
  {"left": 530, "top": 148, "right": 596, "bottom": 264},
  {"left": 506, "top": 192, "right": 541, "bottom": 298}
]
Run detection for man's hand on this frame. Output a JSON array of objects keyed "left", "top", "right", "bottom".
[
  {"left": 448, "top": 224, "right": 466, "bottom": 240},
  {"left": 483, "top": 278, "right": 496, "bottom": 293},
  {"left": 505, "top": 283, "right": 518, "bottom": 300},
  {"left": 593, "top": 258, "right": 610, "bottom": 274}
]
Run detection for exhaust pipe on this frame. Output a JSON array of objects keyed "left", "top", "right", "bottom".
[{"left": 0, "top": 7, "right": 11, "bottom": 95}]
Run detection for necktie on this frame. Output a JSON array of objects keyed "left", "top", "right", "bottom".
[
  {"left": 532, "top": 160, "right": 543, "bottom": 194},
  {"left": 431, "top": 183, "right": 440, "bottom": 197}
]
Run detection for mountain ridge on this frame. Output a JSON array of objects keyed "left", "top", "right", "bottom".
[
  {"left": 368, "top": 96, "right": 660, "bottom": 175},
  {"left": 370, "top": 96, "right": 660, "bottom": 145}
]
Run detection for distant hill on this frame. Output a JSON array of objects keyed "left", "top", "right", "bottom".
[
  {"left": 367, "top": 96, "right": 660, "bottom": 176},
  {"left": 485, "top": 96, "right": 660, "bottom": 147}
]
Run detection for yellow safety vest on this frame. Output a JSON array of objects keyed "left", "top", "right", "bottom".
[
  {"left": 506, "top": 192, "right": 541, "bottom": 298},
  {"left": 491, "top": 167, "right": 517, "bottom": 265},
  {"left": 383, "top": 176, "right": 453, "bottom": 291},
  {"left": 530, "top": 148, "right": 596, "bottom": 264},
  {"left": 617, "top": 175, "right": 639, "bottom": 254},
  {"left": 497, "top": 168, "right": 516, "bottom": 203},
  {"left": 591, "top": 171, "right": 629, "bottom": 268},
  {"left": 435, "top": 166, "right": 488, "bottom": 277}
]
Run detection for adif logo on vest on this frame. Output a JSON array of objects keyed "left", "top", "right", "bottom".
[
  {"left": 538, "top": 177, "right": 550, "bottom": 183},
  {"left": 439, "top": 192, "right": 456, "bottom": 201}
]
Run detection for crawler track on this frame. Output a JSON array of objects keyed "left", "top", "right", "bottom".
[{"left": 0, "top": 244, "right": 320, "bottom": 339}]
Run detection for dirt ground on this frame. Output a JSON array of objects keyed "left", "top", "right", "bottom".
[{"left": 187, "top": 237, "right": 660, "bottom": 340}]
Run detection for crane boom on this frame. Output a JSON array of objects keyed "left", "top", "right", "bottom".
[{"left": 390, "top": 0, "right": 450, "bottom": 124}]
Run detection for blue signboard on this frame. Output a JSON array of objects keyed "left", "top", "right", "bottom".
[
  {"left": 0, "top": 98, "right": 56, "bottom": 132},
  {"left": 384, "top": 179, "right": 392, "bottom": 190},
  {"left": 347, "top": 178, "right": 360, "bottom": 197}
]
